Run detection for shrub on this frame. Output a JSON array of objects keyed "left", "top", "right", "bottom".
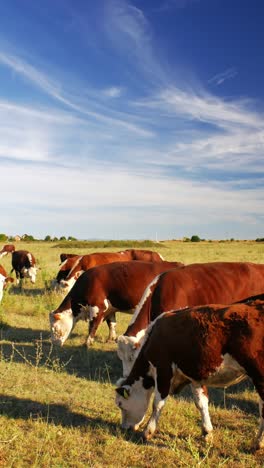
[{"left": 190, "top": 235, "right": 201, "bottom": 242}]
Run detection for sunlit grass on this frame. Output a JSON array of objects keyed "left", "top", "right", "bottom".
[{"left": 0, "top": 240, "right": 263, "bottom": 466}]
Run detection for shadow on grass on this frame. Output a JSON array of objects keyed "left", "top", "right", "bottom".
[
  {"left": 0, "top": 393, "right": 147, "bottom": 444},
  {"left": 0, "top": 335, "right": 123, "bottom": 384},
  {"left": 8, "top": 285, "right": 49, "bottom": 296},
  {"left": 0, "top": 393, "right": 116, "bottom": 431}
]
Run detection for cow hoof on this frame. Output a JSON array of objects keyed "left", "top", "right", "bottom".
[
  {"left": 251, "top": 439, "right": 264, "bottom": 452},
  {"left": 203, "top": 431, "right": 213, "bottom": 444},
  {"left": 86, "top": 337, "right": 94, "bottom": 348},
  {"left": 143, "top": 430, "right": 154, "bottom": 441}
]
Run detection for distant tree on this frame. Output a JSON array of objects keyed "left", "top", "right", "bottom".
[
  {"left": 0, "top": 233, "right": 8, "bottom": 242},
  {"left": 22, "top": 234, "right": 35, "bottom": 241},
  {"left": 53, "top": 237, "right": 58, "bottom": 242},
  {"left": 183, "top": 237, "right": 190, "bottom": 242},
  {"left": 256, "top": 238, "right": 264, "bottom": 242},
  {"left": 190, "top": 235, "right": 201, "bottom": 242},
  {"left": 59, "top": 236, "right": 66, "bottom": 241},
  {"left": 44, "top": 235, "right": 52, "bottom": 241},
  {"left": 68, "top": 236, "right": 77, "bottom": 241}
]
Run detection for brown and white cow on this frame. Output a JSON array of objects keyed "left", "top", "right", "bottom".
[
  {"left": 0, "top": 244, "right": 15, "bottom": 258},
  {"left": 117, "top": 261, "right": 264, "bottom": 380},
  {"left": 55, "top": 249, "right": 165, "bottom": 293},
  {"left": 11, "top": 250, "right": 38, "bottom": 285},
  {"left": 50, "top": 260, "right": 183, "bottom": 347},
  {"left": 116, "top": 298, "right": 264, "bottom": 450},
  {"left": 59, "top": 253, "right": 79, "bottom": 264},
  {"left": 0, "top": 264, "right": 14, "bottom": 302}
]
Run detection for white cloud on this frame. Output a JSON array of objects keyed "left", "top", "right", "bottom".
[{"left": 102, "top": 86, "right": 123, "bottom": 98}]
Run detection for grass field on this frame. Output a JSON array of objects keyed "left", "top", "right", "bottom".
[{"left": 0, "top": 240, "right": 264, "bottom": 467}]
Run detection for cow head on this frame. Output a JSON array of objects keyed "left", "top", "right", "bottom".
[
  {"left": 49, "top": 309, "right": 75, "bottom": 346},
  {"left": 115, "top": 378, "right": 154, "bottom": 430},
  {"left": 117, "top": 331, "right": 146, "bottom": 381},
  {"left": 21, "top": 266, "right": 38, "bottom": 283}
]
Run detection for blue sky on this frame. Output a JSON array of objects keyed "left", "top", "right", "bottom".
[{"left": 0, "top": 0, "right": 263, "bottom": 240}]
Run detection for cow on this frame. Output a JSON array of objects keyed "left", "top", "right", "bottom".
[
  {"left": 49, "top": 260, "right": 183, "bottom": 347},
  {"left": 121, "top": 249, "right": 164, "bottom": 262},
  {"left": 0, "top": 264, "right": 14, "bottom": 302},
  {"left": 55, "top": 249, "right": 165, "bottom": 293},
  {"left": 115, "top": 298, "right": 264, "bottom": 451},
  {"left": 59, "top": 253, "right": 79, "bottom": 264},
  {"left": 0, "top": 244, "right": 15, "bottom": 258},
  {"left": 117, "top": 261, "right": 264, "bottom": 380},
  {"left": 11, "top": 250, "right": 38, "bottom": 285}
]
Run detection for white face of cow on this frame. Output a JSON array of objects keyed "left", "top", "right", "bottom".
[
  {"left": 59, "top": 273, "right": 82, "bottom": 294},
  {"left": 117, "top": 331, "right": 146, "bottom": 380},
  {"left": 115, "top": 379, "right": 153, "bottom": 430},
  {"left": 22, "top": 266, "right": 37, "bottom": 283},
  {"left": 49, "top": 309, "right": 75, "bottom": 346}
]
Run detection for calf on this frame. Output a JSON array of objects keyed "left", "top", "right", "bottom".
[
  {"left": 56, "top": 249, "right": 165, "bottom": 293},
  {"left": 11, "top": 250, "right": 38, "bottom": 285},
  {"left": 116, "top": 299, "right": 264, "bottom": 450},
  {"left": 50, "top": 260, "right": 183, "bottom": 347},
  {"left": 0, "top": 264, "right": 14, "bottom": 302},
  {"left": 117, "top": 261, "right": 264, "bottom": 380},
  {"left": 0, "top": 244, "right": 15, "bottom": 258}
]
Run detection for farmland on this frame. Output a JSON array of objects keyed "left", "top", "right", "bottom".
[{"left": 0, "top": 240, "right": 264, "bottom": 467}]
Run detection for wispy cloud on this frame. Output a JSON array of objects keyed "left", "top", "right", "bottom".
[
  {"left": 208, "top": 67, "right": 238, "bottom": 86},
  {"left": 102, "top": 86, "right": 124, "bottom": 98},
  {"left": 0, "top": 49, "right": 153, "bottom": 137}
]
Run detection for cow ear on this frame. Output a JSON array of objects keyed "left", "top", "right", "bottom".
[
  {"left": 53, "top": 313, "right": 62, "bottom": 321},
  {"left": 6, "top": 277, "right": 14, "bottom": 284},
  {"left": 115, "top": 387, "right": 130, "bottom": 399},
  {"left": 132, "top": 341, "right": 141, "bottom": 350}
]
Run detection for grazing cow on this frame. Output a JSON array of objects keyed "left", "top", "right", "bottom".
[
  {"left": 59, "top": 253, "right": 78, "bottom": 264},
  {"left": 0, "top": 264, "right": 14, "bottom": 302},
  {"left": 115, "top": 299, "right": 264, "bottom": 451},
  {"left": 11, "top": 250, "right": 38, "bottom": 285},
  {"left": 122, "top": 249, "right": 164, "bottom": 262},
  {"left": 0, "top": 244, "right": 15, "bottom": 258},
  {"left": 117, "top": 262, "right": 264, "bottom": 380},
  {"left": 50, "top": 260, "right": 183, "bottom": 347},
  {"left": 56, "top": 249, "right": 165, "bottom": 293}
]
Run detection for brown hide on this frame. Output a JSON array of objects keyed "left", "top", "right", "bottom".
[
  {"left": 122, "top": 249, "right": 164, "bottom": 262},
  {"left": 64, "top": 250, "right": 168, "bottom": 283},
  {"left": 125, "top": 261, "right": 264, "bottom": 336}
]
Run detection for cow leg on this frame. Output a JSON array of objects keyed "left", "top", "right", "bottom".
[
  {"left": 143, "top": 389, "right": 167, "bottom": 440},
  {"left": 191, "top": 384, "right": 213, "bottom": 441},
  {"left": 143, "top": 365, "right": 172, "bottom": 440},
  {"left": 254, "top": 398, "right": 264, "bottom": 450},
  {"left": 106, "top": 312, "right": 117, "bottom": 342},
  {"left": 249, "top": 376, "right": 264, "bottom": 450},
  {"left": 86, "top": 311, "right": 105, "bottom": 347}
]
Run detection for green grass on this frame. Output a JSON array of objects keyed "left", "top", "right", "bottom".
[{"left": 0, "top": 241, "right": 263, "bottom": 466}]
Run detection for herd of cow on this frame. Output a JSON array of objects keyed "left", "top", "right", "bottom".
[{"left": 0, "top": 243, "right": 264, "bottom": 451}]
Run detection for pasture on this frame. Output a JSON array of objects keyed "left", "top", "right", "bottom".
[{"left": 0, "top": 240, "right": 264, "bottom": 467}]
